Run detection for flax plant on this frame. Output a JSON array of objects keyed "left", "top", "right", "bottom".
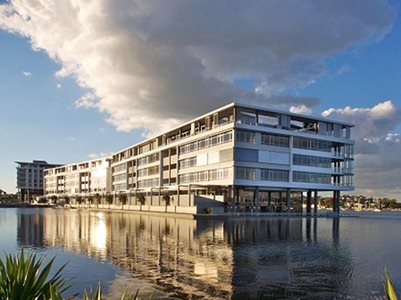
[
  {"left": 0, "top": 249, "right": 72, "bottom": 299},
  {"left": 385, "top": 269, "right": 399, "bottom": 300}
]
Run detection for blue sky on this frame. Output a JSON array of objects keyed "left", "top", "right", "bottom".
[{"left": 0, "top": 0, "right": 401, "bottom": 198}]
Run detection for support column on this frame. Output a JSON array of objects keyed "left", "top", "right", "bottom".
[
  {"left": 254, "top": 187, "right": 260, "bottom": 211},
  {"left": 306, "top": 190, "right": 312, "bottom": 214},
  {"left": 333, "top": 190, "right": 340, "bottom": 213},
  {"left": 313, "top": 190, "right": 318, "bottom": 214},
  {"left": 286, "top": 189, "right": 291, "bottom": 211}
]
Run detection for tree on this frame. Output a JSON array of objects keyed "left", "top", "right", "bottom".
[
  {"left": 64, "top": 195, "right": 70, "bottom": 206},
  {"left": 87, "top": 195, "right": 94, "bottom": 208},
  {"left": 50, "top": 195, "right": 58, "bottom": 205},
  {"left": 119, "top": 193, "right": 128, "bottom": 209},
  {"left": 136, "top": 193, "right": 146, "bottom": 211},
  {"left": 76, "top": 196, "right": 83, "bottom": 207},
  {"left": 162, "top": 193, "right": 171, "bottom": 212},
  {"left": 105, "top": 194, "right": 113, "bottom": 209},
  {"left": 94, "top": 193, "right": 102, "bottom": 207}
]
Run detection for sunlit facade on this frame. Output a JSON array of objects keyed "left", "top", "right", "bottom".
[{"left": 44, "top": 102, "right": 354, "bottom": 213}]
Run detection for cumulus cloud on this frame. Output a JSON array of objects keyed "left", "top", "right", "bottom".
[
  {"left": 335, "top": 64, "right": 352, "bottom": 76},
  {"left": 322, "top": 100, "right": 401, "bottom": 198},
  {"left": 289, "top": 105, "right": 313, "bottom": 115},
  {"left": 88, "top": 152, "right": 113, "bottom": 159},
  {"left": 0, "top": 0, "right": 395, "bottom": 133},
  {"left": 22, "top": 71, "right": 31, "bottom": 77}
]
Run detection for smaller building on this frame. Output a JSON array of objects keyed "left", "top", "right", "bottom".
[
  {"left": 16, "top": 160, "right": 62, "bottom": 202},
  {"left": 44, "top": 157, "right": 111, "bottom": 199}
]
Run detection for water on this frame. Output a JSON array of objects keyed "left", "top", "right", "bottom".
[{"left": 1, "top": 208, "right": 401, "bottom": 299}]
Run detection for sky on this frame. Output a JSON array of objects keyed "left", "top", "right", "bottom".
[{"left": 0, "top": 0, "right": 401, "bottom": 199}]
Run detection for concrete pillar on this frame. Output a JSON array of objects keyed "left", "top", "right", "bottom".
[
  {"left": 300, "top": 192, "right": 304, "bottom": 213},
  {"left": 306, "top": 190, "right": 312, "bottom": 214},
  {"left": 286, "top": 189, "right": 291, "bottom": 211},
  {"left": 254, "top": 187, "right": 260, "bottom": 209},
  {"left": 333, "top": 190, "right": 340, "bottom": 213},
  {"left": 313, "top": 190, "right": 318, "bottom": 214}
]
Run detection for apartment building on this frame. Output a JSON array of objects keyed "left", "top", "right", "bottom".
[
  {"left": 44, "top": 157, "right": 111, "bottom": 198},
  {"left": 44, "top": 102, "right": 354, "bottom": 213},
  {"left": 16, "top": 160, "right": 61, "bottom": 202}
]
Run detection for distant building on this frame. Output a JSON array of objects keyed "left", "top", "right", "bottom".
[
  {"left": 44, "top": 157, "right": 111, "bottom": 197},
  {"left": 0, "top": 189, "right": 6, "bottom": 195},
  {"left": 44, "top": 102, "right": 354, "bottom": 214},
  {"left": 16, "top": 160, "right": 62, "bottom": 202}
]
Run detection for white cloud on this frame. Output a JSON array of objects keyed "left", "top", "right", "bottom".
[
  {"left": 22, "top": 71, "right": 31, "bottom": 77},
  {"left": 322, "top": 100, "right": 401, "bottom": 198},
  {"left": 335, "top": 64, "right": 352, "bottom": 76},
  {"left": 88, "top": 152, "right": 113, "bottom": 159},
  {"left": 0, "top": 0, "right": 395, "bottom": 134},
  {"left": 289, "top": 105, "right": 312, "bottom": 115},
  {"left": 56, "top": 83, "right": 62, "bottom": 88}
]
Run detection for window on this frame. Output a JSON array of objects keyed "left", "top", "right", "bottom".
[
  {"left": 260, "top": 169, "right": 289, "bottom": 181},
  {"left": 179, "top": 157, "right": 197, "bottom": 169},
  {"left": 293, "top": 154, "right": 331, "bottom": 168},
  {"left": 236, "top": 130, "right": 256, "bottom": 144},
  {"left": 293, "top": 171, "right": 331, "bottom": 184},
  {"left": 137, "top": 153, "right": 159, "bottom": 166},
  {"left": 137, "top": 178, "right": 159, "bottom": 188},
  {"left": 293, "top": 137, "right": 332, "bottom": 152},
  {"left": 261, "top": 133, "right": 289, "bottom": 147},
  {"left": 235, "top": 167, "right": 256, "bottom": 180},
  {"left": 179, "top": 131, "right": 232, "bottom": 155}
]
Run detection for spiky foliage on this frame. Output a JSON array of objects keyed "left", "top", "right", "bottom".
[
  {"left": 136, "top": 193, "right": 146, "bottom": 206},
  {"left": 0, "top": 249, "right": 72, "bottom": 300},
  {"left": 385, "top": 269, "right": 398, "bottom": 300},
  {"left": 105, "top": 194, "right": 113, "bottom": 209},
  {"left": 119, "top": 193, "right": 128, "bottom": 207}
]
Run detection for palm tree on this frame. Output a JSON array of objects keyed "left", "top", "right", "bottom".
[
  {"left": 162, "top": 193, "right": 171, "bottom": 212},
  {"left": 76, "top": 196, "right": 82, "bottom": 207},
  {"left": 50, "top": 195, "right": 58, "bottom": 206},
  {"left": 119, "top": 193, "right": 128, "bottom": 209},
  {"left": 137, "top": 193, "right": 146, "bottom": 211},
  {"left": 64, "top": 195, "right": 70, "bottom": 206},
  {"left": 94, "top": 193, "right": 101, "bottom": 207},
  {"left": 87, "top": 195, "right": 93, "bottom": 208},
  {"left": 105, "top": 193, "right": 113, "bottom": 209}
]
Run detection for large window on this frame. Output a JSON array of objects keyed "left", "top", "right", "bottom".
[
  {"left": 137, "top": 166, "right": 159, "bottom": 177},
  {"left": 179, "top": 167, "right": 231, "bottom": 183},
  {"left": 293, "top": 137, "right": 332, "bottom": 152},
  {"left": 261, "top": 133, "right": 289, "bottom": 147},
  {"left": 293, "top": 171, "right": 331, "bottom": 184},
  {"left": 235, "top": 167, "right": 256, "bottom": 180},
  {"left": 112, "top": 174, "right": 127, "bottom": 182},
  {"left": 137, "top": 178, "right": 159, "bottom": 188},
  {"left": 113, "top": 163, "right": 127, "bottom": 173},
  {"left": 236, "top": 130, "right": 256, "bottom": 144},
  {"left": 293, "top": 154, "right": 331, "bottom": 168},
  {"left": 260, "top": 169, "right": 289, "bottom": 182},
  {"left": 137, "top": 153, "right": 159, "bottom": 166},
  {"left": 179, "top": 131, "right": 232, "bottom": 155},
  {"left": 179, "top": 157, "right": 197, "bottom": 169}
]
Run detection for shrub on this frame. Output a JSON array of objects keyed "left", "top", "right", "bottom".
[{"left": 0, "top": 249, "right": 72, "bottom": 299}]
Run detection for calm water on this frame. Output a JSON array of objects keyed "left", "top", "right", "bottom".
[{"left": 1, "top": 208, "right": 401, "bottom": 299}]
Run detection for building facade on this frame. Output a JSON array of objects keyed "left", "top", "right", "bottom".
[
  {"left": 16, "top": 160, "right": 62, "bottom": 202},
  {"left": 44, "top": 157, "right": 111, "bottom": 199},
  {"left": 44, "top": 102, "right": 354, "bottom": 213}
]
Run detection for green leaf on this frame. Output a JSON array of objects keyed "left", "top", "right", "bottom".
[{"left": 385, "top": 269, "right": 399, "bottom": 300}]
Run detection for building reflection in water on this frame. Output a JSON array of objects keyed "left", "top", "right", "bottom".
[{"left": 17, "top": 210, "right": 352, "bottom": 299}]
